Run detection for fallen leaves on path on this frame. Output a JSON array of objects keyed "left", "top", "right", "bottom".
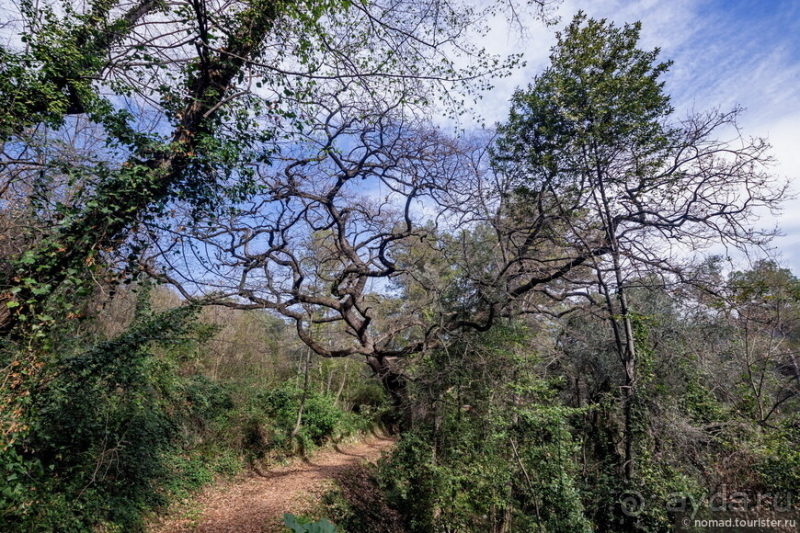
[{"left": 148, "top": 436, "right": 395, "bottom": 533}]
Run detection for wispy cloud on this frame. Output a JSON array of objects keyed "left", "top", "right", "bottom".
[{"left": 467, "top": 0, "right": 800, "bottom": 270}]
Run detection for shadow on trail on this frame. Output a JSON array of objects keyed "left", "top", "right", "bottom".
[{"left": 251, "top": 436, "right": 395, "bottom": 479}]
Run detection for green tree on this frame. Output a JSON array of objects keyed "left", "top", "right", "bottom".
[
  {"left": 721, "top": 260, "right": 800, "bottom": 425},
  {"left": 492, "top": 13, "right": 785, "bottom": 482}
]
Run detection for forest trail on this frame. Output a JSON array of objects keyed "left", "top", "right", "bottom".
[{"left": 149, "top": 436, "right": 395, "bottom": 533}]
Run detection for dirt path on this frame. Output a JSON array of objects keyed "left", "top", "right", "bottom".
[{"left": 149, "top": 436, "right": 395, "bottom": 533}]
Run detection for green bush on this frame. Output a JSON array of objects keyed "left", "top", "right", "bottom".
[
  {"left": 759, "top": 420, "right": 800, "bottom": 492},
  {"left": 323, "top": 463, "right": 405, "bottom": 533},
  {"left": 347, "top": 382, "right": 387, "bottom": 413},
  {"left": 369, "top": 325, "right": 591, "bottom": 533},
  {"left": 376, "top": 403, "right": 590, "bottom": 533},
  {"left": 184, "top": 374, "right": 235, "bottom": 422},
  {"left": 0, "top": 292, "right": 238, "bottom": 532},
  {"left": 258, "top": 387, "right": 343, "bottom": 446}
]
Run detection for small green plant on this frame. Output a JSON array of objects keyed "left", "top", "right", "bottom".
[{"left": 283, "top": 512, "right": 338, "bottom": 532}]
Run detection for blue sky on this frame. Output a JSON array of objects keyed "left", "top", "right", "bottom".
[
  {"left": 473, "top": 0, "right": 800, "bottom": 272},
  {"left": 2, "top": 0, "right": 796, "bottom": 272}
]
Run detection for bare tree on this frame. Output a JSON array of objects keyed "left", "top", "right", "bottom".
[
  {"left": 0, "top": 0, "right": 553, "bottom": 337},
  {"left": 137, "top": 88, "right": 623, "bottom": 402}
]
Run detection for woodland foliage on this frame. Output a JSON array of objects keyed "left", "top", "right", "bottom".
[{"left": 0, "top": 2, "right": 797, "bottom": 532}]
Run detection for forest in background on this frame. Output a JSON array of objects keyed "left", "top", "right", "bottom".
[{"left": 0, "top": 0, "right": 797, "bottom": 531}]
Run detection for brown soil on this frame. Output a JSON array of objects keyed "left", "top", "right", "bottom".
[{"left": 148, "top": 435, "right": 395, "bottom": 533}]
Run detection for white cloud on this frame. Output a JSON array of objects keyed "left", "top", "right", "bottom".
[{"left": 461, "top": 0, "right": 800, "bottom": 271}]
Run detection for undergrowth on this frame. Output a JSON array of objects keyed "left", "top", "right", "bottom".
[{"left": 0, "top": 287, "right": 385, "bottom": 533}]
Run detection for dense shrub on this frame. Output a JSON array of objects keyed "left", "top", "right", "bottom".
[
  {"left": 758, "top": 420, "right": 800, "bottom": 493},
  {"left": 258, "top": 387, "right": 343, "bottom": 446},
  {"left": 361, "top": 325, "right": 591, "bottom": 533},
  {"left": 376, "top": 404, "right": 590, "bottom": 533},
  {"left": 0, "top": 293, "right": 235, "bottom": 532}
]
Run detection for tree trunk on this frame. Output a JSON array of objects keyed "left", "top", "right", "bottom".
[
  {"left": 593, "top": 157, "right": 638, "bottom": 482},
  {"left": 1, "top": 0, "right": 286, "bottom": 339},
  {"left": 366, "top": 355, "right": 408, "bottom": 432},
  {"left": 334, "top": 359, "right": 349, "bottom": 407},
  {"left": 291, "top": 347, "right": 312, "bottom": 440},
  {"left": 615, "top": 271, "right": 638, "bottom": 482}
]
